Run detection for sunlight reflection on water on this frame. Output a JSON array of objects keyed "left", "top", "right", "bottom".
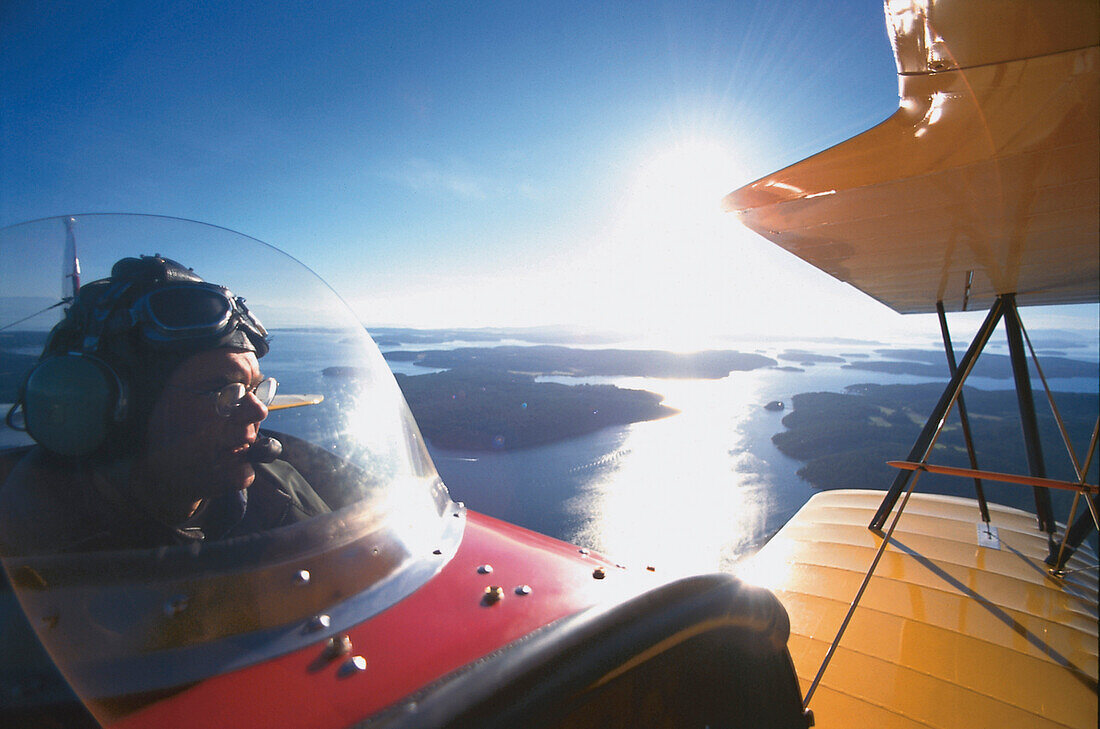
[
  {"left": 566, "top": 375, "right": 774, "bottom": 576},
  {"left": 439, "top": 352, "right": 1098, "bottom": 576}
]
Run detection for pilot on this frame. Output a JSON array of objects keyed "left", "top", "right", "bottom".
[{"left": 0, "top": 255, "right": 328, "bottom": 555}]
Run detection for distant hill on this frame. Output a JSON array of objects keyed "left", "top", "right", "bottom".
[
  {"left": 394, "top": 370, "right": 677, "bottom": 450},
  {"left": 369, "top": 326, "right": 622, "bottom": 347},
  {"left": 843, "top": 349, "right": 1097, "bottom": 379},
  {"left": 772, "top": 382, "right": 1099, "bottom": 516},
  {"left": 384, "top": 345, "right": 776, "bottom": 379}
]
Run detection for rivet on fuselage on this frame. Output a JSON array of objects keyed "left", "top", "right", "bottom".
[
  {"left": 306, "top": 614, "right": 332, "bottom": 632},
  {"left": 433, "top": 549, "right": 442, "bottom": 555},
  {"left": 477, "top": 564, "right": 493, "bottom": 574},
  {"left": 515, "top": 584, "right": 532, "bottom": 596},
  {"left": 295, "top": 569, "right": 311, "bottom": 585},
  {"left": 164, "top": 595, "right": 188, "bottom": 616},
  {"left": 483, "top": 585, "right": 505, "bottom": 604},
  {"left": 339, "top": 655, "right": 368, "bottom": 677},
  {"left": 578, "top": 548, "right": 589, "bottom": 556},
  {"left": 325, "top": 635, "right": 353, "bottom": 658},
  {"left": 592, "top": 567, "right": 606, "bottom": 580}
]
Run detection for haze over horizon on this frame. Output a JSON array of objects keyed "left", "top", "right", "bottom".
[{"left": 3, "top": 2, "right": 1097, "bottom": 345}]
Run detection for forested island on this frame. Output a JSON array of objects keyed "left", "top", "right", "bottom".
[
  {"left": 844, "top": 349, "right": 1097, "bottom": 379},
  {"left": 393, "top": 370, "right": 677, "bottom": 450},
  {"left": 375, "top": 344, "right": 773, "bottom": 449},
  {"left": 772, "top": 383, "right": 1099, "bottom": 514},
  {"left": 368, "top": 326, "right": 621, "bottom": 347},
  {"left": 374, "top": 345, "right": 773, "bottom": 449},
  {"left": 384, "top": 345, "right": 776, "bottom": 378}
]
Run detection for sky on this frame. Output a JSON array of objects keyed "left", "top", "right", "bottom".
[{"left": 2, "top": 1, "right": 1097, "bottom": 347}]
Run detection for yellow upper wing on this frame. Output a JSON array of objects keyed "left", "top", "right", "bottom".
[{"left": 723, "top": 0, "right": 1099, "bottom": 314}]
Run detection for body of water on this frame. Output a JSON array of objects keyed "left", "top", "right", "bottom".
[
  {"left": 3, "top": 328, "right": 1095, "bottom": 576},
  {"left": 415, "top": 338, "right": 1098, "bottom": 576}
]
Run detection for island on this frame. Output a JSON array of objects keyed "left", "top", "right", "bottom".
[
  {"left": 383, "top": 345, "right": 776, "bottom": 379},
  {"left": 368, "top": 326, "right": 622, "bottom": 347},
  {"left": 771, "top": 382, "right": 1099, "bottom": 515},
  {"left": 777, "top": 350, "right": 846, "bottom": 364},
  {"left": 842, "top": 349, "right": 1097, "bottom": 379},
  {"left": 394, "top": 370, "right": 677, "bottom": 450},
  {"left": 370, "top": 344, "right": 772, "bottom": 450}
]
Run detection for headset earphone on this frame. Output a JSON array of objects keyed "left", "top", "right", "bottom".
[
  {"left": 22, "top": 352, "right": 130, "bottom": 458},
  {"left": 19, "top": 278, "right": 135, "bottom": 458}
]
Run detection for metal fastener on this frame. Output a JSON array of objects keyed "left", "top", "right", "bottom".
[
  {"left": 325, "top": 634, "right": 353, "bottom": 658},
  {"left": 483, "top": 585, "right": 505, "bottom": 604},
  {"left": 578, "top": 548, "right": 589, "bottom": 556},
  {"left": 515, "top": 584, "right": 532, "bottom": 596},
  {"left": 477, "top": 564, "right": 493, "bottom": 574},
  {"left": 433, "top": 549, "right": 442, "bottom": 555},
  {"left": 306, "top": 614, "right": 332, "bottom": 633},
  {"left": 164, "top": 595, "right": 188, "bottom": 616},
  {"left": 592, "top": 567, "right": 606, "bottom": 580},
  {"left": 338, "top": 655, "right": 368, "bottom": 677},
  {"left": 295, "top": 569, "right": 311, "bottom": 585}
]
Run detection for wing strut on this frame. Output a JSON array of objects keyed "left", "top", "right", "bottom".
[
  {"left": 1003, "top": 297, "right": 1057, "bottom": 534},
  {"left": 870, "top": 294, "right": 1070, "bottom": 534},
  {"left": 936, "top": 301, "right": 990, "bottom": 524},
  {"left": 869, "top": 298, "right": 1005, "bottom": 530}
]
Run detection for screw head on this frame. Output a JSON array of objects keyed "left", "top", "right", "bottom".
[
  {"left": 338, "top": 655, "right": 368, "bottom": 677},
  {"left": 515, "top": 584, "right": 532, "bottom": 596},
  {"left": 295, "top": 569, "right": 311, "bottom": 585},
  {"left": 592, "top": 567, "right": 606, "bottom": 580},
  {"left": 325, "top": 634, "right": 353, "bottom": 658},
  {"left": 483, "top": 585, "right": 505, "bottom": 604},
  {"left": 477, "top": 564, "right": 493, "bottom": 574},
  {"left": 164, "top": 595, "right": 189, "bottom": 616},
  {"left": 306, "top": 614, "right": 332, "bottom": 632}
]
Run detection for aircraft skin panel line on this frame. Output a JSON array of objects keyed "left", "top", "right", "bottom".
[
  {"left": 771, "top": 560, "right": 1099, "bottom": 669},
  {"left": 740, "top": 490, "right": 1098, "bottom": 729},
  {"left": 788, "top": 635, "right": 1084, "bottom": 729}
]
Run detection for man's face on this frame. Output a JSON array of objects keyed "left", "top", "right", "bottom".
[{"left": 141, "top": 348, "right": 269, "bottom": 510}]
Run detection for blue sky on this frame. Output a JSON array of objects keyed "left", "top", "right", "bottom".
[{"left": 2, "top": 1, "right": 1096, "bottom": 343}]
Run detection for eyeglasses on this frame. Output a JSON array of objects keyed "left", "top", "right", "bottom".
[{"left": 177, "top": 377, "right": 278, "bottom": 417}]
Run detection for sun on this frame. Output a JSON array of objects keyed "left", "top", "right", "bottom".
[{"left": 589, "top": 137, "right": 754, "bottom": 347}]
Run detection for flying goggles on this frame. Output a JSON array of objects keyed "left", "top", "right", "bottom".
[{"left": 121, "top": 282, "right": 269, "bottom": 355}]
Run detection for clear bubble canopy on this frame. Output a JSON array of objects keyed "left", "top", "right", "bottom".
[{"left": 0, "top": 214, "right": 458, "bottom": 721}]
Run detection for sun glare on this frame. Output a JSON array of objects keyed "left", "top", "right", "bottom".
[{"left": 576, "top": 137, "right": 762, "bottom": 347}]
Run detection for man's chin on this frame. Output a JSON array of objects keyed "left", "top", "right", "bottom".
[
  {"left": 206, "top": 462, "right": 255, "bottom": 497},
  {"left": 234, "top": 463, "right": 256, "bottom": 492}
]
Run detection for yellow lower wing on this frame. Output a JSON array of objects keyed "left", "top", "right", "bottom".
[
  {"left": 268, "top": 394, "right": 324, "bottom": 411},
  {"left": 740, "top": 490, "right": 1098, "bottom": 729}
]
